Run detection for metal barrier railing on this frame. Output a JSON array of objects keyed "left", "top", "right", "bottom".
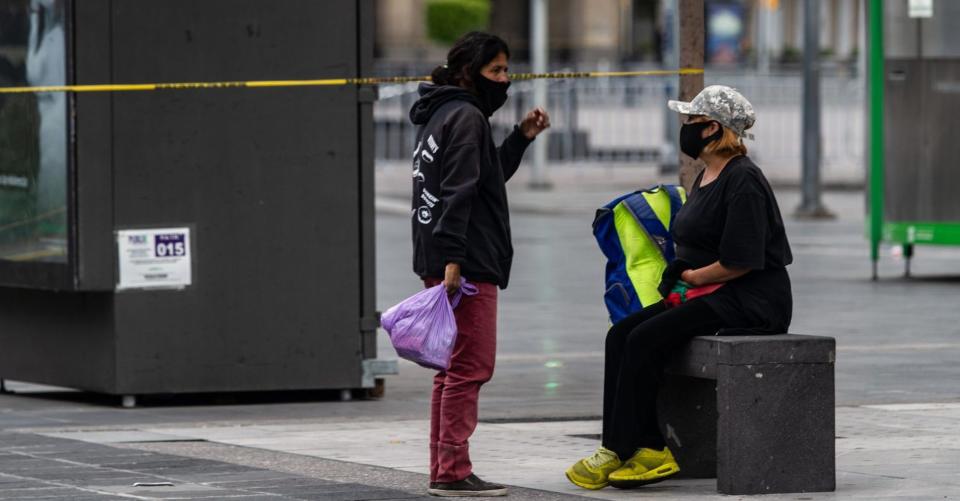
[{"left": 374, "top": 68, "right": 865, "bottom": 184}]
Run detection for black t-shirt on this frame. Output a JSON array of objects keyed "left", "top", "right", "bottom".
[{"left": 671, "top": 155, "right": 793, "bottom": 333}]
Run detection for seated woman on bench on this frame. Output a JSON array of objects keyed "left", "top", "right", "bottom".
[{"left": 566, "top": 85, "right": 794, "bottom": 490}]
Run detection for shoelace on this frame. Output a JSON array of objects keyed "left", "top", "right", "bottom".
[{"left": 584, "top": 448, "right": 619, "bottom": 469}]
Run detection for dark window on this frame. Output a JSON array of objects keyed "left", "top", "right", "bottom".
[{"left": 0, "top": 0, "right": 68, "bottom": 263}]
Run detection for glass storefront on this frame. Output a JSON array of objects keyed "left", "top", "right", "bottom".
[{"left": 0, "top": 0, "right": 68, "bottom": 263}]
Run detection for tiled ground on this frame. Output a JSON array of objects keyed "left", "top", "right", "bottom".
[
  {"left": 41, "top": 403, "right": 960, "bottom": 500},
  {"left": 0, "top": 431, "right": 430, "bottom": 500}
]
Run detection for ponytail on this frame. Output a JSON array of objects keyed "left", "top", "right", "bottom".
[{"left": 430, "top": 64, "right": 450, "bottom": 86}]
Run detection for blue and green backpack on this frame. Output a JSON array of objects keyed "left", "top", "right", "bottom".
[{"left": 592, "top": 185, "right": 686, "bottom": 324}]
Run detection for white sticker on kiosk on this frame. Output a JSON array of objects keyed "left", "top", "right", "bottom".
[{"left": 117, "top": 227, "right": 192, "bottom": 290}]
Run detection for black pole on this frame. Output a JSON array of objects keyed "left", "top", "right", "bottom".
[{"left": 796, "top": 0, "right": 834, "bottom": 219}]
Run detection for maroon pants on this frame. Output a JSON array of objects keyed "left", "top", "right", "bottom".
[{"left": 424, "top": 279, "right": 498, "bottom": 483}]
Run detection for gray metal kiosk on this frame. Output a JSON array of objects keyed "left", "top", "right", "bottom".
[{"left": 0, "top": 0, "right": 392, "bottom": 405}]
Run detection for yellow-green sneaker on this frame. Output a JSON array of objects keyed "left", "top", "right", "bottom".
[
  {"left": 608, "top": 446, "right": 680, "bottom": 489},
  {"left": 565, "top": 447, "right": 622, "bottom": 490}
]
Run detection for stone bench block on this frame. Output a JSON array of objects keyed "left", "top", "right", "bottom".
[{"left": 657, "top": 334, "right": 836, "bottom": 495}]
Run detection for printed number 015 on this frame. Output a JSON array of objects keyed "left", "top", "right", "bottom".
[{"left": 156, "top": 241, "right": 185, "bottom": 257}]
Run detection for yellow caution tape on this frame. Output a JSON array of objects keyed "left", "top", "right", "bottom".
[{"left": 0, "top": 68, "right": 704, "bottom": 94}]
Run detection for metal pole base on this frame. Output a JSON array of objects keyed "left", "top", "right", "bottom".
[
  {"left": 904, "top": 244, "right": 914, "bottom": 278},
  {"left": 526, "top": 180, "right": 554, "bottom": 191},
  {"left": 794, "top": 204, "right": 836, "bottom": 220}
]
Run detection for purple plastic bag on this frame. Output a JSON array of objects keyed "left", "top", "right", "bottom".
[{"left": 381, "top": 281, "right": 478, "bottom": 371}]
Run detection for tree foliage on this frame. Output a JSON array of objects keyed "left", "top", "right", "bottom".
[{"left": 425, "top": 0, "right": 491, "bottom": 46}]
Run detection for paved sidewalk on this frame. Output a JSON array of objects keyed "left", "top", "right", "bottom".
[
  {"left": 0, "top": 431, "right": 431, "bottom": 500},
  {"left": 34, "top": 399, "right": 960, "bottom": 500},
  {"left": 1, "top": 425, "right": 582, "bottom": 499}
]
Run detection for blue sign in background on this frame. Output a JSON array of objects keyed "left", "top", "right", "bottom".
[{"left": 706, "top": 2, "right": 745, "bottom": 65}]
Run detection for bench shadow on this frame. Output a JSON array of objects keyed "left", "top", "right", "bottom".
[{"left": 0, "top": 387, "right": 360, "bottom": 408}]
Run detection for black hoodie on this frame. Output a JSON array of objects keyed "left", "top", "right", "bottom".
[{"left": 408, "top": 83, "right": 532, "bottom": 289}]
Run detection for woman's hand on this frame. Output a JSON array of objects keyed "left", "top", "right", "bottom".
[
  {"left": 443, "top": 263, "right": 462, "bottom": 295},
  {"left": 520, "top": 107, "right": 551, "bottom": 140},
  {"left": 682, "top": 262, "right": 750, "bottom": 287},
  {"left": 680, "top": 269, "right": 701, "bottom": 287}
]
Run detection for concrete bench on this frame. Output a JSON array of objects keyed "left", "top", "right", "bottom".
[{"left": 657, "top": 334, "right": 836, "bottom": 495}]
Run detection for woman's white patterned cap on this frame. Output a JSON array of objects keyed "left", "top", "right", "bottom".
[{"left": 668, "top": 85, "right": 756, "bottom": 140}]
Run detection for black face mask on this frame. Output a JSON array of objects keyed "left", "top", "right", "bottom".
[
  {"left": 473, "top": 75, "right": 510, "bottom": 117},
  {"left": 679, "top": 121, "right": 723, "bottom": 159}
]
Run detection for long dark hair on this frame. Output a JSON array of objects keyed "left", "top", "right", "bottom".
[{"left": 430, "top": 31, "right": 510, "bottom": 88}]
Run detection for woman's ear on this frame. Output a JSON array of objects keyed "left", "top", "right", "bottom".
[{"left": 702, "top": 120, "right": 721, "bottom": 138}]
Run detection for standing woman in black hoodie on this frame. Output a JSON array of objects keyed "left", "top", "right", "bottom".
[{"left": 409, "top": 32, "right": 550, "bottom": 497}]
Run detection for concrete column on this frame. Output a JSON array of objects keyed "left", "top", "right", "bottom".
[
  {"left": 570, "top": 0, "right": 621, "bottom": 62},
  {"left": 794, "top": 0, "right": 804, "bottom": 50},
  {"left": 375, "top": 0, "right": 428, "bottom": 60},
  {"left": 770, "top": 1, "right": 783, "bottom": 60},
  {"left": 857, "top": 0, "right": 866, "bottom": 74},
  {"left": 820, "top": 0, "right": 832, "bottom": 49},
  {"left": 619, "top": 0, "right": 633, "bottom": 56},
  {"left": 837, "top": 0, "right": 855, "bottom": 60},
  {"left": 758, "top": 1, "right": 771, "bottom": 73}
]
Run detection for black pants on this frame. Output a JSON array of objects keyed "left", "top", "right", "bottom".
[{"left": 602, "top": 299, "right": 726, "bottom": 460}]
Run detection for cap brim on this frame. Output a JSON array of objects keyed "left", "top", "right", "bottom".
[{"left": 667, "top": 100, "right": 694, "bottom": 114}]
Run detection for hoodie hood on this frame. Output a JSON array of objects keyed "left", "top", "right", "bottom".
[{"left": 409, "top": 83, "right": 481, "bottom": 125}]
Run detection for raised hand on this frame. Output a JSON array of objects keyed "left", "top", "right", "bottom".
[{"left": 519, "top": 107, "right": 551, "bottom": 140}]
